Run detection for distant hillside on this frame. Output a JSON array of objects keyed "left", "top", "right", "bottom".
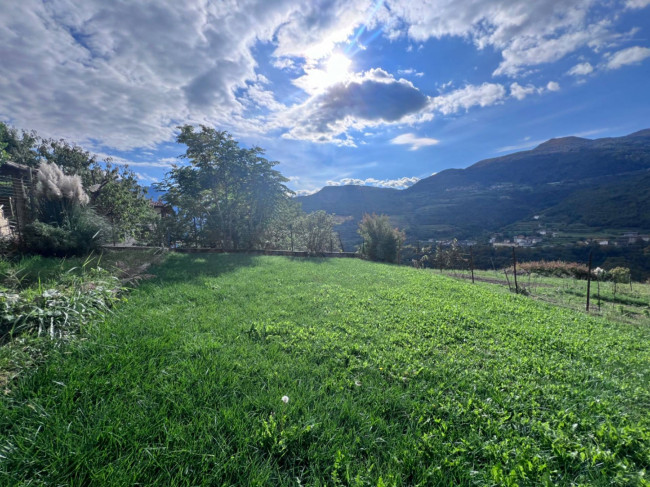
[{"left": 297, "top": 129, "right": 650, "bottom": 249}]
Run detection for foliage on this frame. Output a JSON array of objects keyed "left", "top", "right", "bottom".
[
  {"left": 25, "top": 162, "right": 107, "bottom": 255},
  {"left": 609, "top": 266, "right": 631, "bottom": 284},
  {"left": 609, "top": 266, "right": 631, "bottom": 295},
  {"left": 508, "top": 260, "right": 592, "bottom": 279},
  {"left": 0, "top": 265, "right": 121, "bottom": 340},
  {"left": 0, "top": 122, "right": 39, "bottom": 167},
  {"left": 294, "top": 210, "right": 340, "bottom": 253},
  {"left": 23, "top": 207, "right": 108, "bottom": 257},
  {"left": 36, "top": 140, "right": 155, "bottom": 241},
  {"left": 0, "top": 123, "right": 155, "bottom": 244},
  {"left": 157, "top": 125, "right": 292, "bottom": 250},
  {"left": 1, "top": 255, "right": 648, "bottom": 485},
  {"left": 358, "top": 213, "right": 405, "bottom": 263},
  {"left": 91, "top": 166, "right": 157, "bottom": 242},
  {"left": 34, "top": 162, "right": 89, "bottom": 225}
]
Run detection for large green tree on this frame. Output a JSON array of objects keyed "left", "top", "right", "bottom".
[{"left": 158, "top": 125, "right": 292, "bottom": 250}]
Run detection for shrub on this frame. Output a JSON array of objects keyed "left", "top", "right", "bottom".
[
  {"left": 23, "top": 207, "right": 108, "bottom": 257},
  {"left": 34, "top": 162, "right": 89, "bottom": 226},
  {"left": 358, "top": 213, "right": 405, "bottom": 263},
  {"left": 508, "top": 260, "right": 592, "bottom": 279}
]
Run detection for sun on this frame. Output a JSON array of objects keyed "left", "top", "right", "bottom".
[
  {"left": 323, "top": 53, "right": 351, "bottom": 85},
  {"left": 296, "top": 52, "right": 353, "bottom": 94}
]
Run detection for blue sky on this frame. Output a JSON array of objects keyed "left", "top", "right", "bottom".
[{"left": 1, "top": 1, "right": 649, "bottom": 195}]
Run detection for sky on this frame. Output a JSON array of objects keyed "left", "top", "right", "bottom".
[{"left": 1, "top": 0, "right": 650, "bottom": 195}]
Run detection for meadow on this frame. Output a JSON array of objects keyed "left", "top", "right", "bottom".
[
  {"left": 1, "top": 254, "right": 649, "bottom": 486},
  {"left": 440, "top": 268, "right": 650, "bottom": 326}
]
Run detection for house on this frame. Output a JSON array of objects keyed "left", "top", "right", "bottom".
[{"left": 150, "top": 199, "right": 174, "bottom": 218}]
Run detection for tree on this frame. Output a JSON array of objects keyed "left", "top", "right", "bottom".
[
  {"left": 0, "top": 122, "right": 40, "bottom": 167},
  {"left": 157, "top": 125, "right": 292, "bottom": 249},
  {"left": 432, "top": 243, "right": 445, "bottom": 271},
  {"left": 609, "top": 266, "right": 631, "bottom": 295},
  {"left": 446, "top": 238, "right": 465, "bottom": 270},
  {"left": 295, "top": 210, "right": 340, "bottom": 253},
  {"left": 358, "top": 213, "right": 405, "bottom": 263}
]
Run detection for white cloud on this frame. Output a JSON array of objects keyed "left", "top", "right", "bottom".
[
  {"left": 386, "top": 0, "right": 619, "bottom": 77},
  {"left": 0, "top": 0, "right": 644, "bottom": 154},
  {"left": 546, "top": 81, "right": 561, "bottom": 92},
  {"left": 0, "top": 0, "right": 376, "bottom": 150},
  {"left": 510, "top": 83, "right": 539, "bottom": 100},
  {"left": 397, "top": 68, "right": 424, "bottom": 77},
  {"left": 605, "top": 46, "right": 650, "bottom": 69},
  {"left": 432, "top": 83, "right": 507, "bottom": 115},
  {"left": 326, "top": 176, "right": 420, "bottom": 189},
  {"left": 626, "top": 0, "right": 650, "bottom": 9},
  {"left": 293, "top": 188, "right": 319, "bottom": 196},
  {"left": 96, "top": 153, "right": 178, "bottom": 169},
  {"left": 567, "top": 62, "right": 594, "bottom": 76},
  {"left": 134, "top": 172, "right": 159, "bottom": 184},
  {"left": 390, "top": 133, "right": 439, "bottom": 150}
]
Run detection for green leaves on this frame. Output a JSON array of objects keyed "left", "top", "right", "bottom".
[
  {"left": 358, "top": 213, "right": 405, "bottom": 263},
  {"left": 158, "top": 125, "right": 292, "bottom": 250}
]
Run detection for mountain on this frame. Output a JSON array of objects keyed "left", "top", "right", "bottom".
[{"left": 297, "top": 129, "right": 650, "bottom": 248}]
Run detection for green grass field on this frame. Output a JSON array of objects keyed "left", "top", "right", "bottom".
[
  {"left": 440, "top": 268, "right": 650, "bottom": 326},
  {"left": 1, "top": 254, "right": 649, "bottom": 486}
]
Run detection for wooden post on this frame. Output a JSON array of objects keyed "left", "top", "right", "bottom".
[
  {"left": 512, "top": 247, "right": 519, "bottom": 294},
  {"left": 504, "top": 269, "right": 512, "bottom": 291},
  {"left": 469, "top": 246, "right": 475, "bottom": 284},
  {"left": 586, "top": 251, "right": 593, "bottom": 312},
  {"left": 289, "top": 224, "right": 294, "bottom": 252}
]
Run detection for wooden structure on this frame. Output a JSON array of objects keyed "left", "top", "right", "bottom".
[
  {"left": 150, "top": 199, "right": 174, "bottom": 218},
  {"left": 0, "top": 161, "right": 36, "bottom": 240}
]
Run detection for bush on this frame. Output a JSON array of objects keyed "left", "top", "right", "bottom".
[
  {"left": 358, "top": 213, "right": 405, "bottom": 263},
  {"left": 23, "top": 207, "right": 108, "bottom": 257},
  {"left": 509, "top": 260, "right": 592, "bottom": 279}
]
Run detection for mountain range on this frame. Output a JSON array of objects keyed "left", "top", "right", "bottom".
[{"left": 298, "top": 129, "right": 650, "bottom": 250}]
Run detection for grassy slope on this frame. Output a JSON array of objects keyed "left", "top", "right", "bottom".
[{"left": 1, "top": 255, "right": 649, "bottom": 486}]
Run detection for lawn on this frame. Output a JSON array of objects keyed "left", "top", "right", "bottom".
[{"left": 1, "top": 254, "right": 649, "bottom": 486}]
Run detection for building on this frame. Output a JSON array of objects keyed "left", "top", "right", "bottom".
[{"left": 150, "top": 199, "right": 174, "bottom": 218}]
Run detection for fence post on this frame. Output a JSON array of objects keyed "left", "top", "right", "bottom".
[
  {"left": 586, "top": 251, "right": 593, "bottom": 312},
  {"left": 512, "top": 247, "right": 519, "bottom": 294},
  {"left": 504, "top": 269, "right": 512, "bottom": 291},
  {"left": 470, "top": 246, "right": 475, "bottom": 284},
  {"left": 289, "top": 224, "right": 294, "bottom": 252}
]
